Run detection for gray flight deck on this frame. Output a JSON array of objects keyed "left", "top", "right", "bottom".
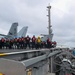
[{"left": 0, "top": 48, "right": 67, "bottom": 75}]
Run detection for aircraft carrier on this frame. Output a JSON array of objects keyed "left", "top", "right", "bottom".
[{"left": 0, "top": 5, "right": 75, "bottom": 75}]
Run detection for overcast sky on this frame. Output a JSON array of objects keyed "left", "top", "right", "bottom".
[{"left": 0, "top": 0, "right": 75, "bottom": 47}]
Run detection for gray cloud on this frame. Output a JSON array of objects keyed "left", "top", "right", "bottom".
[{"left": 52, "top": 3, "right": 75, "bottom": 47}]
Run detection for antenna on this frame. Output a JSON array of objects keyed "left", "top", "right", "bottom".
[{"left": 47, "top": 4, "right": 52, "bottom": 35}]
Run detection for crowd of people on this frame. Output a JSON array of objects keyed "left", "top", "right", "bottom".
[{"left": 0, "top": 35, "right": 57, "bottom": 49}]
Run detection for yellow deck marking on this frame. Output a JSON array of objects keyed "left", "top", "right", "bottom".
[
  {"left": 0, "top": 53, "right": 7, "bottom": 56},
  {"left": 0, "top": 73, "right": 4, "bottom": 75}
]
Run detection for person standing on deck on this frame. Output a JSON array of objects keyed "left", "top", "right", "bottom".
[
  {"left": 37, "top": 36, "right": 41, "bottom": 49},
  {"left": 26, "top": 35, "right": 31, "bottom": 49},
  {"left": 32, "top": 35, "right": 36, "bottom": 49}
]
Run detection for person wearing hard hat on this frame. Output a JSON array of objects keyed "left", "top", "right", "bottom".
[
  {"left": 47, "top": 38, "right": 52, "bottom": 48},
  {"left": 26, "top": 35, "right": 31, "bottom": 49},
  {"left": 1, "top": 38, "right": 5, "bottom": 49},
  {"left": 37, "top": 36, "right": 41, "bottom": 49},
  {"left": 32, "top": 35, "right": 36, "bottom": 49}
]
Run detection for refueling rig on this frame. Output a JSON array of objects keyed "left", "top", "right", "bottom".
[
  {"left": 1, "top": 47, "right": 75, "bottom": 75},
  {"left": 0, "top": 48, "right": 68, "bottom": 75}
]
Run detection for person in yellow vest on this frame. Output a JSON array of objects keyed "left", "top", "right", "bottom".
[{"left": 37, "top": 36, "right": 41, "bottom": 49}]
